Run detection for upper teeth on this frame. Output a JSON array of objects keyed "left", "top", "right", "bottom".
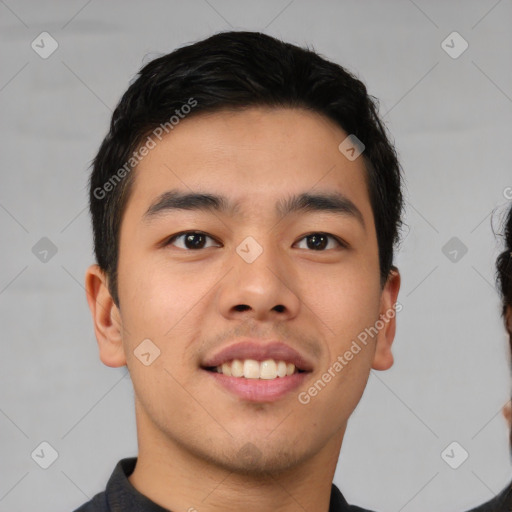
[{"left": 216, "top": 359, "right": 297, "bottom": 379}]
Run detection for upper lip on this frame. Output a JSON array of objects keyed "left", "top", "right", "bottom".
[{"left": 201, "top": 340, "right": 314, "bottom": 372}]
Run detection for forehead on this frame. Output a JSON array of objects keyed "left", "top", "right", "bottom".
[{"left": 124, "top": 107, "right": 373, "bottom": 223}]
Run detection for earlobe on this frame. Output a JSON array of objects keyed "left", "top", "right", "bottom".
[
  {"left": 372, "top": 267, "right": 401, "bottom": 371},
  {"left": 503, "top": 401, "right": 512, "bottom": 429},
  {"left": 84, "top": 264, "right": 127, "bottom": 368}
]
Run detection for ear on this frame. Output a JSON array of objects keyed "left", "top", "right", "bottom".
[
  {"left": 503, "top": 401, "right": 512, "bottom": 429},
  {"left": 372, "top": 267, "right": 401, "bottom": 371},
  {"left": 85, "top": 264, "right": 126, "bottom": 367}
]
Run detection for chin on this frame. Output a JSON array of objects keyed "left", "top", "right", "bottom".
[{"left": 203, "top": 440, "right": 317, "bottom": 477}]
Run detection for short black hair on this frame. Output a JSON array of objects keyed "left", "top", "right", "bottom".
[{"left": 89, "top": 31, "right": 404, "bottom": 307}]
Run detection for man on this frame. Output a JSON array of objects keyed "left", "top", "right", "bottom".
[
  {"left": 468, "top": 204, "right": 512, "bottom": 511},
  {"left": 76, "top": 31, "right": 402, "bottom": 512}
]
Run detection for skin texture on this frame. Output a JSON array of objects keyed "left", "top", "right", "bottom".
[{"left": 85, "top": 107, "right": 401, "bottom": 512}]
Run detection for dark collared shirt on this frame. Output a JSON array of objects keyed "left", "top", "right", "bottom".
[
  {"left": 467, "top": 481, "right": 512, "bottom": 511},
  {"left": 73, "top": 458, "right": 374, "bottom": 512}
]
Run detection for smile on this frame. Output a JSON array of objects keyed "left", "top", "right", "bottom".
[{"left": 208, "top": 358, "right": 305, "bottom": 380}]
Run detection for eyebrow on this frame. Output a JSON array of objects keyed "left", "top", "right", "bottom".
[{"left": 143, "top": 189, "right": 365, "bottom": 228}]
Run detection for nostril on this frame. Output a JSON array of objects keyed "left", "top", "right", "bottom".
[{"left": 232, "top": 304, "right": 285, "bottom": 313}]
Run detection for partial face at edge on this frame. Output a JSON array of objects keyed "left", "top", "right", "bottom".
[{"left": 100, "top": 107, "right": 400, "bottom": 473}]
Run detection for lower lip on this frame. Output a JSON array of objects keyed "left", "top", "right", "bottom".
[{"left": 203, "top": 370, "right": 310, "bottom": 402}]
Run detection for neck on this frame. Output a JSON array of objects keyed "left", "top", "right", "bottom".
[{"left": 128, "top": 406, "right": 346, "bottom": 512}]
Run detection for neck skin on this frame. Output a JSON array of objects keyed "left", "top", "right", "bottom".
[{"left": 128, "top": 400, "right": 346, "bottom": 512}]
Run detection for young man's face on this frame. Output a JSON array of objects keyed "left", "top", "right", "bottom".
[{"left": 87, "top": 107, "right": 400, "bottom": 474}]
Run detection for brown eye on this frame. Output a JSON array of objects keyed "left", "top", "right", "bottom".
[
  {"left": 166, "top": 232, "right": 220, "bottom": 250},
  {"left": 295, "top": 233, "right": 345, "bottom": 251}
]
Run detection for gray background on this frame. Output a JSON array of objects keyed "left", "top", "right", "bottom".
[{"left": 1, "top": 1, "right": 511, "bottom": 510}]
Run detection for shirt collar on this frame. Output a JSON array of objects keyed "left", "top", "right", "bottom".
[{"left": 105, "top": 457, "right": 356, "bottom": 512}]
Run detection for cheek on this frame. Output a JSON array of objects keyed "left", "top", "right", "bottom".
[
  {"left": 300, "top": 345, "right": 373, "bottom": 428},
  {"left": 119, "top": 260, "right": 209, "bottom": 371},
  {"left": 120, "top": 254, "right": 197, "bottom": 329},
  {"left": 305, "top": 266, "right": 381, "bottom": 341}
]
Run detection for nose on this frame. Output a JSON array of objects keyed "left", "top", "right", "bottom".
[{"left": 216, "top": 237, "right": 301, "bottom": 322}]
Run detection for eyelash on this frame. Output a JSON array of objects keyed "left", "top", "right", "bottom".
[{"left": 164, "top": 231, "right": 347, "bottom": 251}]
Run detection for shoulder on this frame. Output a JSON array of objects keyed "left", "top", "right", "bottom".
[
  {"left": 70, "top": 458, "right": 137, "bottom": 512},
  {"left": 466, "top": 481, "right": 512, "bottom": 511},
  {"left": 330, "top": 483, "right": 376, "bottom": 512},
  {"left": 346, "top": 504, "right": 377, "bottom": 512},
  {"left": 71, "top": 490, "right": 108, "bottom": 512}
]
